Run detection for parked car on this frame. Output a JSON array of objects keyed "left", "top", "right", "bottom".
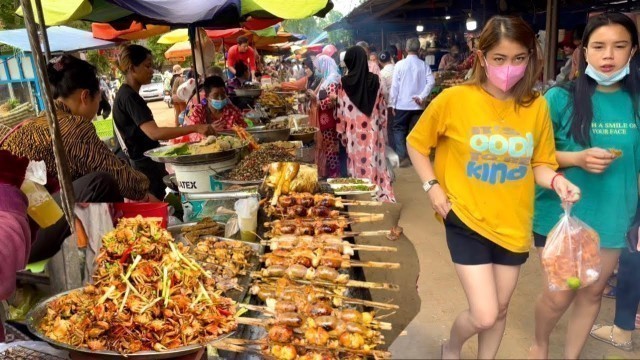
[{"left": 139, "top": 73, "right": 164, "bottom": 101}]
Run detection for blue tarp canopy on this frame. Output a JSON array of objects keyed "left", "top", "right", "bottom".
[{"left": 0, "top": 25, "right": 115, "bottom": 53}]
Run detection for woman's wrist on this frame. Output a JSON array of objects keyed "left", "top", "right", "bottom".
[{"left": 550, "top": 173, "right": 565, "bottom": 190}]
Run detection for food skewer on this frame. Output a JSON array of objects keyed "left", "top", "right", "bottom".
[
  {"left": 277, "top": 193, "right": 382, "bottom": 209},
  {"left": 251, "top": 282, "right": 400, "bottom": 310},
  {"left": 236, "top": 304, "right": 392, "bottom": 330},
  {"left": 265, "top": 205, "right": 384, "bottom": 221},
  {"left": 262, "top": 237, "right": 397, "bottom": 254},
  {"left": 236, "top": 315, "right": 391, "bottom": 331},
  {"left": 265, "top": 226, "right": 394, "bottom": 237},
  {"left": 251, "top": 265, "right": 400, "bottom": 291},
  {"left": 264, "top": 217, "right": 382, "bottom": 228},
  {"left": 261, "top": 251, "right": 400, "bottom": 270},
  {"left": 217, "top": 338, "right": 392, "bottom": 359}
]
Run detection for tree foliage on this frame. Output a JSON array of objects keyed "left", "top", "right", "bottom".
[
  {"left": 0, "top": 0, "right": 23, "bottom": 30},
  {"left": 86, "top": 50, "right": 112, "bottom": 76},
  {"left": 283, "top": 10, "right": 353, "bottom": 49},
  {"left": 144, "top": 35, "right": 170, "bottom": 69}
]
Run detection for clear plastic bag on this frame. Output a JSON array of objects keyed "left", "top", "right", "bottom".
[{"left": 541, "top": 204, "right": 601, "bottom": 291}]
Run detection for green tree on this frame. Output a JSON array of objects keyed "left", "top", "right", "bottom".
[
  {"left": 86, "top": 50, "right": 112, "bottom": 76},
  {"left": 0, "top": 0, "right": 23, "bottom": 30},
  {"left": 144, "top": 35, "right": 170, "bottom": 69}
]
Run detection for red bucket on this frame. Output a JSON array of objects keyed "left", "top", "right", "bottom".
[{"left": 112, "top": 203, "right": 169, "bottom": 228}]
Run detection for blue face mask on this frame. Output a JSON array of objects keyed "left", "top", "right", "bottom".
[
  {"left": 584, "top": 52, "right": 634, "bottom": 86},
  {"left": 210, "top": 98, "right": 227, "bottom": 110}
]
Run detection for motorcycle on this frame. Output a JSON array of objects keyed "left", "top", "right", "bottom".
[{"left": 163, "top": 90, "right": 173, "bottom": 108}]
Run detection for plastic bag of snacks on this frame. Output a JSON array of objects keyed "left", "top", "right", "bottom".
[{"left": 541, "top": 204, "right": 601, "bottom": 291}]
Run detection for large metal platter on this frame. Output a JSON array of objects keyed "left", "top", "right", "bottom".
[
  {"left": 169, "top": 223, "right": 264, "bottom": 305},
  {"left": 144, "top": 142, "right": 246, "bottom": 165},
  {"left": 26, "top": 289, "right": 234, "bottom": 360},
  {"left": 220, "top": 126, "right": 290, "bottom": 144}
]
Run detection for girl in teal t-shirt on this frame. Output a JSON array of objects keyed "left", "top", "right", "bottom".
[{"left": 529, "top": 13, "right": 640, "bottom": 359}]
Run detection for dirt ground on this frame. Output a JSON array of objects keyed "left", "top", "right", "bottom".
[
  {"left": 147, "top": 102, "right": 640, "bottom": 359},
  {"left": 387, "top": 167, "right": 640, "bottom": 359}
]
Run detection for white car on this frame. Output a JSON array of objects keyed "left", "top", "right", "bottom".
[{"left": 139, "top": 73, "right": 164, "bottom": 101}]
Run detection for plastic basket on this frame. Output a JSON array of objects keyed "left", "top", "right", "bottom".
[{"left": 93, "top": 118, "right": 114, "bottom": 140}]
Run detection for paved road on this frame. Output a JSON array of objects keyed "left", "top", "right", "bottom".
[{"left": 148, "top": 98, "right": 176, "bottom": 128}]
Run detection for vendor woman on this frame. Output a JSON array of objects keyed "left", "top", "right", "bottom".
[
  {"left": 113, "top": 44, "right": 215, "bottom": 199},
  {"left": 174, "top": 76, "right": 247, "bottom": 144},
  {"left": 0, "top": 55, "right": 142, "bottom": 262}
]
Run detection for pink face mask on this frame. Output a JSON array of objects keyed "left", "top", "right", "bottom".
[{"left": 484, "top": 60, "right": 527, "bottom": 92}]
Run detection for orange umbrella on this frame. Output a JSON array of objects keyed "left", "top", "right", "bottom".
[{"left": 92, "top": 21, "right": 169, "bottom": 41}]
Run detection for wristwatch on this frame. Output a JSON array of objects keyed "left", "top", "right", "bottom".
[{"left": 422, "top": 179, "right": 440, "bottom": 193}]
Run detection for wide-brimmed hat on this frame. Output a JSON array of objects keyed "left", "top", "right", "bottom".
[{"left": 172, "top": 64, "right": 184, "bottom": 75}]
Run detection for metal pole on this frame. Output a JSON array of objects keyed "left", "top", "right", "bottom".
[
  {"left": 188, "top": 26, "right": 200, "bottom": 102},
  {"left": 543, "top": 0, "right": 558, "bottom": 83},
  {"left": 34, "top": 0, "right": 51, "bottom": 61},
  {"left": 19, "top": 0, "right": 76, "bottom": 227}
]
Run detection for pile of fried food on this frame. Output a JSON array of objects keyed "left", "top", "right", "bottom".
[
  {"left": 264, "top": 163, "right": 319, "bottom": 205},
  {"left": 180, "top": 217, "right": 224, "bottom": 243},
  {"left": 226, "top": 145, "right": 297, "bottom": 182},
  {"left": 38, "top": 217, "right": 238, "bottom": 354},
  {"left": 247, "top": 193, "right": 398, "bottom": 359}
]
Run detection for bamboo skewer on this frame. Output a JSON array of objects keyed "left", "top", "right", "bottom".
[
  {"left": 235, "top": 315, "right": 392, "bottom": 331},
  {"left": 217, "top": 338, "right": 393, "bottom": 359},
  {"left": 252, "top": 283, "right": 400, "bottom": 310},
  {"left": 261, "top": 239, "right": 398, "bottom": 253},
  {"left": 235, "top": 305, "right": 392, "bottom": 330},
  {"left": 251, "top": 272, "right": 400, "bottom": 291},
  {"left": 260, "top": 255, "right": 400, "bottom": 269},
  {"left": 264, "top": 214, "right": 383, "bottom": 227}
]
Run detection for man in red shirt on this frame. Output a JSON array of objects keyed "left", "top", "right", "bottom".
[{"left": 227, "top": 36, "right": 256, "bottom": 80}]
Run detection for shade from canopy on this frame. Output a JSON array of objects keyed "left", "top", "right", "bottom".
[
  {"left": 157, "top": 28, "right": 188, "bottom": 44},
  {"left": 0, "top": 25, "right": 115, "bottom": 53}
]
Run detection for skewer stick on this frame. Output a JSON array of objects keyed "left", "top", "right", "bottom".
[
  {"left": 260, "top": 239, "right": 397, "bottom": 252},
  {"left": 237, "top": 305, "right": 393, "bottom": 330},
  {"left": 250, "top": 272, "right": 400, "bottom": 291},
  {"left": 349, "top": 261, "right": 400, "bottom": 269},
  {"left": 254, "top": 283, "right": 400, "bottom": 310}
]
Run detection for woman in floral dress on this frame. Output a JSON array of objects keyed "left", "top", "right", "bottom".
[
  {"left": 307, "top": 55, "right": 341, "bottom": 178},
  {"left": 336, "top": 46, "right": 395, "bottom": 202}
]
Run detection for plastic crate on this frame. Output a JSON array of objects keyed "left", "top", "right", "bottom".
[{"left": 93, "top": 118, "right": 114, "bottom": 140}]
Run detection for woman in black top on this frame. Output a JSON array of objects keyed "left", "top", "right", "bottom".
[{"left": 113, "top": 45, "right": 214, "bottom": 199}]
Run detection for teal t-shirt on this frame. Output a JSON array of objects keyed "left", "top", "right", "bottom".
[{"left": 533, "top": 86, "right": 640, "bottom": 248}]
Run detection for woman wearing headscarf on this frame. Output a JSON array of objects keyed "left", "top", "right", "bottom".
[
  {"left": 336, "top": 46, "right": 395, "bottom": 202},
  {"left": 308, "top": 55, "right": 341, "bottom": 178},
  {"left": 279, "top": 58, "right": 318, "bottom": 92}
]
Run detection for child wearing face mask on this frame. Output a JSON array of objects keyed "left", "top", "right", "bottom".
[
  {"left": 529, "top": 12, "right": 640, "bottom": 359},
  {"left": 407, "top": 16, "right": 581, "bottom": 359},
  {"left": 173, "top": 76, "right": 246, "bottom": 145}
]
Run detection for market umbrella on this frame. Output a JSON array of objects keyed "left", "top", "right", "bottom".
[
  {"left": 164, "top": 41, "right": 191, "bottom": 61},
  {"left": 17, "top": 0, "right": 333, "bottom": 27},
  {"left": 157, "top": 28, "right": 188, "bottom": 44},
  {"left": 91, "top": 21, "right": 169, "bottom": 41}
]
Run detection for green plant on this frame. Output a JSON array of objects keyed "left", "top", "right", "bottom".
[
  {"left": 86, "top": 50, "right": 113, "bottom": 76},
  {"left": 7, "top": 98, "right": 19, "bottom": 110}
]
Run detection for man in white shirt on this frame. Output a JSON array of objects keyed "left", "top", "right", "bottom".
[{"left": 389, "top": 38, "right": 435, "bottom": 167}]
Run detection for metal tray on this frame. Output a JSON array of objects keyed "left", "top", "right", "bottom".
[
  {"left": 26, "top": 289, "right": 231, "bottom": 360},
  {"left": 169, "top": 223, "right": 264, "bottom": 304},
  {"left": 221, "top": 126, "right": 290, "bottom": 144},
  {"left": 144, "top": 142, "right": 246, "bottom": 165}
]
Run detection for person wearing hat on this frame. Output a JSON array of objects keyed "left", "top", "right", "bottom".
[{"left": 170, "top": 64, "right": 187, "bottom": 126}]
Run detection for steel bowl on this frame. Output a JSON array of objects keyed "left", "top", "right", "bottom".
[
  {"left": 26, "top": 289, "right": 235, "bottom": 359},
  {"left": 289, "top": 127, "right": 318, "bottom": 144},
  {"left": 220, "top": 126, "right": 290, "bottom": 143}
]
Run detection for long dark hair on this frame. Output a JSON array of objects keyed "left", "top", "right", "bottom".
[{"left": 564, "top": 12, "right": 640, "bottom": 146}]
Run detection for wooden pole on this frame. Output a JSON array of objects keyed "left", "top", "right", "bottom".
[
  {"left": 20, "top": 0, "right": 76, "bottom": 226},
  {"left": 543, "top": 0, "right": 559, "bottom": 83},
  {"left": 188, "top": 25, "right": 200, "bottom": 102},
  {"left": 33, "top": 0, "right": 51, "bottom": 61}
]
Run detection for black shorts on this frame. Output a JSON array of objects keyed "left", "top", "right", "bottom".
[
  {"left": 444, "top": 211, "right": 529, "bottom": 266},
  {"left": 533, "top": 232, "right": 547, "bottom": 248}
]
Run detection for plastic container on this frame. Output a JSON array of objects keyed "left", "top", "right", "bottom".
[
  {"left": 235, "top": 198, "right": 259, "bottom": 243},
  {"left": 172, "top": 157, "right": 239, "bottom": 193},
  {"left": 20, "top": 179, "right": 63, "bottom": 228},
  {"left": 112, "top": 203, "right": 169, "bottom": 228}
]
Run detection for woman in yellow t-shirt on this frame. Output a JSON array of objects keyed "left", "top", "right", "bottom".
[{"left": 407, "top": 16, "right": 581, "bottom": 358}]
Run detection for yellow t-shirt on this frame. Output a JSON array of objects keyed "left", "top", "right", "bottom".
[{"left": 407, "top": 85, "right": 558, "bottom": 253}]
